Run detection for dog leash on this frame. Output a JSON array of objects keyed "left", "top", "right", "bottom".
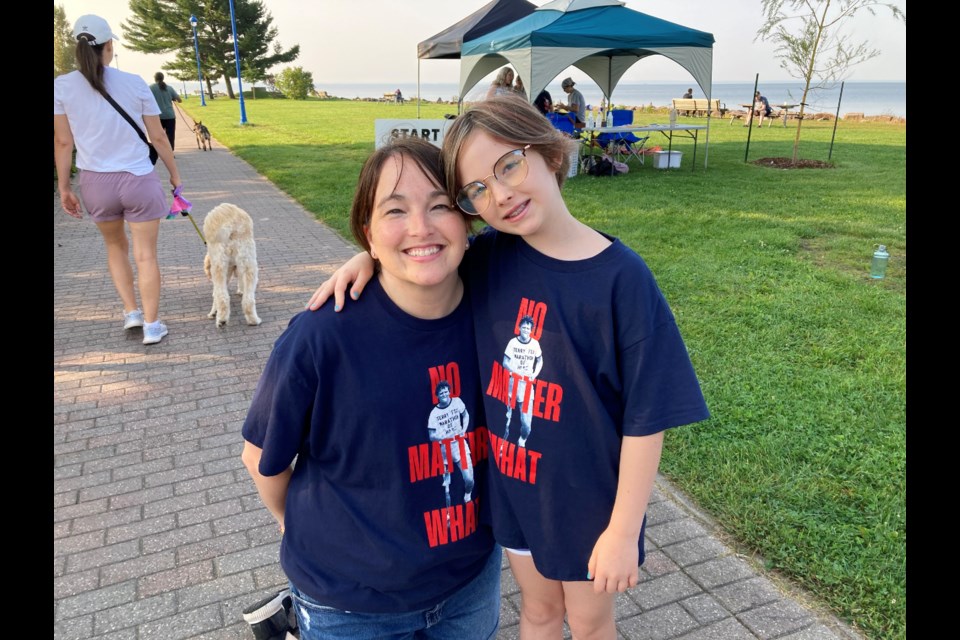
[{"left": 174, "top": 103, "right": 198, "bottom": 131}]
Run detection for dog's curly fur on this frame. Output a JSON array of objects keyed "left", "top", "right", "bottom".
[{"left": 202, "top": 203, "right": 261, "bottom": 327}]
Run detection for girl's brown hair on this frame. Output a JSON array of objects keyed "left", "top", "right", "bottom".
[{"left": 441, "top": 95, "right": 577, "bottom": 204}]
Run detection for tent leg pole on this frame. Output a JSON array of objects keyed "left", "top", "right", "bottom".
[
  {"left": 704, "top": 111, "right": 711, "bottom": 169},
  {"left": 417, "top": 61, "right": 421, "bottom": 119}
]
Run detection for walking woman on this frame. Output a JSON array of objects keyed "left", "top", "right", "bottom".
[
  {"left": 149, "top": 72, "right": 182, "bottom": 150},
  {"left": 54, "top": 15, "right": 183, "bottom": 345}
]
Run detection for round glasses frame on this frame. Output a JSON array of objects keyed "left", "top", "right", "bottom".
[{"left": 456, "top": 145, "right": 531, "bottom": 215}]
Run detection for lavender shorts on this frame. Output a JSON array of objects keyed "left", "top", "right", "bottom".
[{"left": 77, "top": 170, "right": 167, "bottom": 223}]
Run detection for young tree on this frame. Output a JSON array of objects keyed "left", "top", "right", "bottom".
[
  {"left": 274, "top": 67, "right": 314, "bottom": 100},
  {"left": 54, "top": 4, "right": 76, "bottom": 78},
  {"left": 756, "top": 0, "right": 905, "bottom": 162},
  {"left": 122, "top": 0, "right": 299, "bottom": 100}
]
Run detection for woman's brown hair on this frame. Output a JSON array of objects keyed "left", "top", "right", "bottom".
[
  {"left": 75, "top": 39, "right": 107, "bottom": 95},
  {"left": 349, "top": 137, "right": 472, "bottom": 253}
]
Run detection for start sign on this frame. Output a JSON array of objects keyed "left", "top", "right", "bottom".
[{"left": 374, "top": 119, "right": 453, "bottom": 150}]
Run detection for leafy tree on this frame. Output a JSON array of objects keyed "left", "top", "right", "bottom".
[
  {"left": 274, "top": 66, "right": 314, "bottom": 100},
  {"left": 757, "top": 0, "right": 905, "bottom": 162},
  {"left": 54, "top": 4, "right": 76, "bottom": 77},
  {"left": 122, "top": 0, "right": 299, "bottom": 100}
]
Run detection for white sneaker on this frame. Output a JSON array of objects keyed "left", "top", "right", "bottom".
[
  {"left": 142, "top": 321, "right": 168, "bottom": 345},
  {"left": 123, "top": 309, "right": 144, "bottom": 330}
]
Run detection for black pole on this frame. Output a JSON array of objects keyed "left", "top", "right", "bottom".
[
  {"left": 744, "top": 73, "right": 759, "bottom": 163},
  {"left": 828, "top": 81, "right": 845, "bottom": 160}
]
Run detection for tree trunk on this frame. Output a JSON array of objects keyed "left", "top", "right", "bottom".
[
  {"left": 204, "top": 77, "right": 215, "bottom": 100},
  {"left": 222, "top": 72, "right": 235, "bottom": 99},
  {"left": 793, "top": 0, "right": 831, "bottom": 163}
]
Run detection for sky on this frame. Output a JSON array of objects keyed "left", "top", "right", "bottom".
[{"left": 57, "top": 0, "right": 907, "bottom": 89}]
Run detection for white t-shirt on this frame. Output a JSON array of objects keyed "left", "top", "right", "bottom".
[
  {"left": 428, "top": 397, "right": 468, "bottom": 441},
  {"left": 504, "top": 337, "right": 542, "bottom": 377},
  {"left": 54, "top": 66, "right": 161, "bottom": 175}
]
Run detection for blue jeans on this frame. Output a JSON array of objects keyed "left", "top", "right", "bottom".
[{"left": 289, "top": 547, "right": 501, "bottom": 640}]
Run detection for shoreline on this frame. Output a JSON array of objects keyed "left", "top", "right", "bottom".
[
  {"left": 236, "top": 87, "right": 905, "bottom": 122},
  {"left": 319, "top": 93, "right": 908, "bottom": 123}
]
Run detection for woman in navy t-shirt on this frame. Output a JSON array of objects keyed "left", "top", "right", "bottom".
[{"left": 242, "top": 138, "right": 499, "bottom": 639}]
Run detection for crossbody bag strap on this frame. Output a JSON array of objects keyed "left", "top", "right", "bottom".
[{"left": 101, "top": 91, "right": 150, "bottom": 146}]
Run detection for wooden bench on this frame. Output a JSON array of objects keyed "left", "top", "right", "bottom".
[{"left": 671, "top": 98, "right": 726, "bottom": 117}]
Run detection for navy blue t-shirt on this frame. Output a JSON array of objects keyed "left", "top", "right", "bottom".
[
  {"left": 463, "top": 229, "right": 709, "bottom": 581},
  {"left": 242, "top": 278, "right": 495, "bottom": 613}
]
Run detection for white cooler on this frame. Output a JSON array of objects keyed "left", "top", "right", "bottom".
[{"left": 652, "top": 150, "right": 682, "bottom": 169}]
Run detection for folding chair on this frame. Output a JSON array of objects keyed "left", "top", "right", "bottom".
[
  {"left": 547, "top": 111, "right": 576, "bottom": 136},
  {"left": 547, "top": 112, "right": 588, "bottom": 170},
  {"left": 595, "top": 109, "right": 649, "bottom": 165}
]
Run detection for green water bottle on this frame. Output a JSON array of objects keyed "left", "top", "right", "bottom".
[{"left": 870, "top": 244, "right": 889, "bottom": 279}]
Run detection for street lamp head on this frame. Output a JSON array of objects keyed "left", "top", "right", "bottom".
[{"left": 190, "top": 15, "right": 197, "bottom": 26}]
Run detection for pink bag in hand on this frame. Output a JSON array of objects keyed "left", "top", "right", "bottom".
[{"left": 167, "top": 185, "right": 193, "bottom": 219}]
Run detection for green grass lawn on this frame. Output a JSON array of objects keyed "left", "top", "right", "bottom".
[{"left": 182, "top": 95, "right": 906, "bottom": 639}]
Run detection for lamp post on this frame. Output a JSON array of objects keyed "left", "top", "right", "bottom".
[
  {"left": 190, "top": 15, "right": 206, "bottom": 107},
  {"left": 228, "top": 0, "right": 248, "bottom": 124}
]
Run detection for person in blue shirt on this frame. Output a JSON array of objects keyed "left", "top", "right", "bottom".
[{"left": 752, "top": 90, "right": 772, "bottom": 126}]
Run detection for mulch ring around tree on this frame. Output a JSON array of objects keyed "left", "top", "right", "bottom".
[{"left": 752, "top": 157, "right": 834, "bottom": 169}]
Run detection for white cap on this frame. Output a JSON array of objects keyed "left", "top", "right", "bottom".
[{"left": 72, "top": 14, "right": 119, "bottom": 46}]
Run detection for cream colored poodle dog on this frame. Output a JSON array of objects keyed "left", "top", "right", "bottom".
[{"left": 202, "top": 203, "right": 262, "bottom": 327}]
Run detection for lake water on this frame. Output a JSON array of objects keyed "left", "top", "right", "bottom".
[{"left": 319, "top": 81, "right": 906, "bottom": 118}]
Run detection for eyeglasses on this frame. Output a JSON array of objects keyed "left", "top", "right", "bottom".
[{"left": 456, "top": 145, "right": 530, "bottom": 215}]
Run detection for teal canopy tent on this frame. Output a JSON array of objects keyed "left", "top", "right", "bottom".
[{"left": 459, "top": 0, "right": 716, "bottom": 164}]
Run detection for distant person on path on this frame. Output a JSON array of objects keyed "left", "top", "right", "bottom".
[
  {"left": 533, "top": 89, "right": 553, "bottom": 117},
  {"left": 241, "top": 137, "right": 500, "bottom": 639},
  {"left": 751, "top": 90, "right": 772, "bottom": 126},
  {"left": 682, "top": 87, "right": 694, "bottom": 99},
  {"left": 557, "top": 77, "right": 585, "bottom": 129},
  {"left": 54, "top": 14, "right": 182, "bottom": 345},
  {"left": 395, "top": 88, "right": 403, "bottom": 104},
  {"left": 149, "top": 72, "right": 182, "bottom": 150},
  {"left": 486, "top": 67, "right": 515, "bottom": 99}
]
